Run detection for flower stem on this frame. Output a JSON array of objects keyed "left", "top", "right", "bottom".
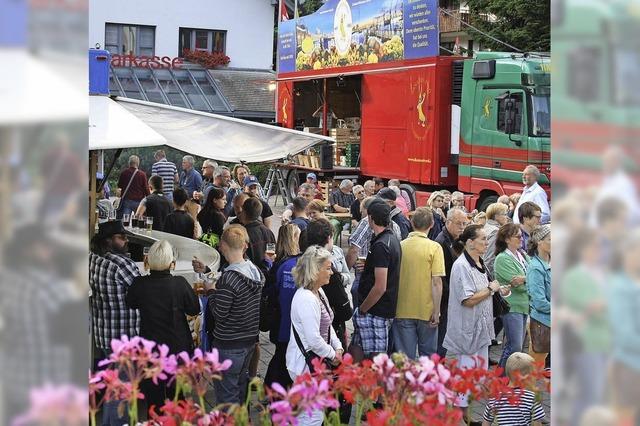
[
  {"left": 355, "top": 397, "right": 364, "bottom": 426},
  {"left": 199, "top": 394, "right": 207, "bottom": 414}
]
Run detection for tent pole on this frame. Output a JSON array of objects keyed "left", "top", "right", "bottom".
[
  {"left": 89, "top": 151, "right": 98, "bottom": 240},
  {"left": 97, "top": 148, "right": 123, "bottom": 194}
]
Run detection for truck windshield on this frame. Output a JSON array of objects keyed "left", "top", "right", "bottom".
[
  {"left": 613, "top": 49, "right": 640, "bottom": 106},
  {"left": 531, "top": 94, "right": 550, "bottom": 136}
]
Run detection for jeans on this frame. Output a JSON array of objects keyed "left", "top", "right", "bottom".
[
  {"left": 96, "top": 348, "right": 130, "bottom": 426},
  {"left": 116, "top": 198, "right": 140, "bottom": 219},
  {"left": 498, "top": 312, "right": 528, "bottom": 368},
  {"left": 351, "top": 271, "right": 361, "bottom": 308},
  {"left": 571, "top": 352, "right": 607, "bottom": 426},
  {"left": 392, "top": 319, "right": 438, "bottom": 359},
  {"left": 437, "top": 313, "right": 448, "bottom": 357},
  {"left": 214, "top": 345, "right": 255, "bottom": 405}
]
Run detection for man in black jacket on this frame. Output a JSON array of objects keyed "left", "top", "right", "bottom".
[
  {"left": 378, "top": 187, "right": 412, "bottom": 240},
  {"left": 135, "top": 175, "right": 172, "bottom": 231},
  {"left": 300, "top": 218, "right": 353, "bottom": 348},
  {"left": 434, "top": 207, "right": 468, "bottom": 357},
  {"left": 241, "top": 197, "right": 276, "bottom": 277}
]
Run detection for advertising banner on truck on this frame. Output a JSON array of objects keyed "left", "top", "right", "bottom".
[{"left": 278, "top": 0, "right": 439, "bottom": 73}]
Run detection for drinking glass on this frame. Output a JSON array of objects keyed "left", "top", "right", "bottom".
[
  {"left": 108, "top": 209, "right": 117, "bottom": 221},
  {"left": 143, "top": 246, "right": 150, "bottom": 271},
  {"left": 266, "top": 242, "right": 276, "bottom": 255},
  {"left": 146, "top": 216, "right": 154, "bottom": 231},
  {"left": 122, "top": 213, "right": 131, "bottom": 228}
]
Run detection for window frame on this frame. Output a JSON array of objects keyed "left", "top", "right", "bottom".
[
  {"left": 178, "top": 27, "right": 227, "bottom": 57},
  {"left": 496, "top": 91, "right": 524, "bottom": 134},
  {"left": 105, "top": 22, "right": 156, "bottom": 57}
]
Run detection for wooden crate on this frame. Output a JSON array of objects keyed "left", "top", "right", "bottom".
[{"left": 310, "top": 155, "right": 320, "bottom": 169}]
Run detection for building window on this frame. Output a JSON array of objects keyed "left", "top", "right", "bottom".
[
  {"left": 105, "top": 23, "right": 155, "bottom": 56},
  {"left": 179, "top": 28, "right": 226, "bottom": 56}
]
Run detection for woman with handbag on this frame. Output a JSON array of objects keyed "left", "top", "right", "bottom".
[
  {"left": 443, "top": 225, "right": 506, "bottom": 423},
  {"left": 197, "top": 188, "right": 227, "bottom": 247},
  {"left": 494, "top": 223, "right": 531, "bottom": 369},
  {"left": 287, "top": 245, "right": 344, "bottom": 426},
  {"left": 526, "top": 224, "right": 551, "bottom": 364}
]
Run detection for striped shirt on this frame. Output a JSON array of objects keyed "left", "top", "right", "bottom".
[
  {"left": 152, "top": 159, "right": 178, "bottom": 199},
  {"left": 482, "top": 388, "right": 546, "bottom": 425},
  {"left": 208, "top": 267, "right": 264, "bottom": 348},
  {"left": 89, "top": 252, "right": 140, "bottom": 350}
]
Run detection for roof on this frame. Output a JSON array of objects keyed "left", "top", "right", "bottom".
[{"left": 208, "top": 68, "right": 276, "bottom": 114}]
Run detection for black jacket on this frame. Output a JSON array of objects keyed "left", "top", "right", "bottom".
[
  {"left": 125, "top": 270, "right": 200, "bottom": 354},
  {"left": 144, "top": 192, "right": 173, "bottom": 231},
  {"left": 244, "top": 220, "right": 276, "bottom": 276},
  {"left": 435, "top": 227, "right": 458, "bottom": 318}
]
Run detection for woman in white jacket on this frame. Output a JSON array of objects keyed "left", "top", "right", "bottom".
[{"left": 286, "top": 245, "right": 344, "bottom": 425}]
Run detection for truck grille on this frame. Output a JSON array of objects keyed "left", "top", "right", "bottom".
[{"left": 452, "top": 60, "right": 464, "bottom": 106}]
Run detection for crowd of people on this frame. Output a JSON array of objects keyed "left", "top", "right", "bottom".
[{"left": 90, "top": 155, "right": 553, "bottom": 425}]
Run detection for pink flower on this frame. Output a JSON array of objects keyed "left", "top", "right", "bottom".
[
  {"left": 12, "top": 384, "right": 87, "bottom": 426},
  {"left": 173, "top": 348, "right": 233, "bottom": 399},
  {"left": 268, "top": 377, "right": 339, "bottom": 424}
]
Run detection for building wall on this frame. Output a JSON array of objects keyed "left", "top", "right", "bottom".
[{"left": 89, "top": 0, "right": 275, "bottom": 69}]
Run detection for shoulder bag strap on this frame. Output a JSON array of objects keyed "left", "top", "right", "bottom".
[
  {"left": 318, "top": 293, "right": 332, "bottom": 344},
  {"left": 291, "top": 321, "right": 311, "bottom": 358},
  {"left": 120, "top": 169, "right": 139, "bottom": 201}
]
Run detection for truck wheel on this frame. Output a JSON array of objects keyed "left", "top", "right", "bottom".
[
  {"left": 478, "top": 195, "right": 498, "bottom": 212},
  {"left": 399, "top": 184, "right": 417, "bottom": 210},
  {"left": 286, "top": 170, "right": 300, "bottom": 200}
]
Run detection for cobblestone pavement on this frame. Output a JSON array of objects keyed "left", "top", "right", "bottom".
[{"left": 247, "top": 197, "right": 552, "bottom": 424}]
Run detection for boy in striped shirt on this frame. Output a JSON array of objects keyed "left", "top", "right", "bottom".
[{"left": 482, "top": 352, "right": 546, "bottom": 426}]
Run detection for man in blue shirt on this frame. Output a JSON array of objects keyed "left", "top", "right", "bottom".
[{"left": 179, "top": 155, "right": 203, "bottom": 221}]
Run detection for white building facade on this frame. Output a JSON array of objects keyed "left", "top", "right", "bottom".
[
  {"left": 89, "top": 0, "right": 277, "bottom": 121},
  {"left": 90, "top": 0, "right": 276, "bottom": 69}
]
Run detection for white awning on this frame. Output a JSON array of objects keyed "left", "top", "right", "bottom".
[
  {"left": 89, "top": 96, "right": 167, "bottom": 150},
  {"left": 115, "top": 97, "right": 335, "bottom": 163},
  {"left": 0, "top": 50, "right": 87, "bottom": 125}
]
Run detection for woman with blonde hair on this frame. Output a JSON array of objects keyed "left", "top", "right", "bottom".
[
  {"left": 427, "top": 191, "right": 446, "bottom": 240},
  {"left": 287, "top": 245, "right": 344, "bottom": 425},
  {"left": 264, "top": 224, "right": 302, "bottom": 387},
  {"left": 473, "top": 211, "right": 487, "bottom": 227}
]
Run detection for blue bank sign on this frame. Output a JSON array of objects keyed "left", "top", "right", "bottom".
[{"left": 277, "top": 0, "right": 439, "bottom": 73}]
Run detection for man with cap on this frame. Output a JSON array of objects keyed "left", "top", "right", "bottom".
[
  {"left": 244, "top": 175, "right": 274, "bottom": 229},
  {"left": 306, "top": 172, "right": 324, "bottom": 200},
  {"left": 351, "top": 199, "right": 402, "bottom": 359},
  {"left": 378, "top": 187, "right": 412, "bottom": 240},
  {"left": 89, "top": 220, "right": 140, "bottom": 425}
]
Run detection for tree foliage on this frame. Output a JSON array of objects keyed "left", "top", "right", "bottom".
[
  {"left": 464, "top": 0, "right": 550, "bottom": 52},
  {"left": 299, "top": 0, "right": 325, "bottom": 17}
]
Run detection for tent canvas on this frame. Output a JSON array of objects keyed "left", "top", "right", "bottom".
[
  {"left": 114, "top": 97, "right": 335, "bottom": 162},
  {"left": 89, "top": 96, "right": 167, "bottom": 150}
]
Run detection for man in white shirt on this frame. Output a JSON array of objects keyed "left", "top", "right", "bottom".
[{"left": 513, "top": 165, "right": 550, "bottom": 224}]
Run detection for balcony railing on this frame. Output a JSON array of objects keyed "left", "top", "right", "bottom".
[{"left": 439, "top": 8, "right": 471, "bottom": 33}]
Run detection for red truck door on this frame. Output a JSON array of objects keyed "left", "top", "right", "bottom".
[{"left": 361, "top": 72, "right": 409, "bottom": 180}]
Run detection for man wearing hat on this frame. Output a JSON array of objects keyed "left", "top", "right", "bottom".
[
  {"left": 351, "top": 200, "right": 402, "bottom": 359},
  {"left": 244, "top": 175, "right": 274, "bottom": 229},
  {"left": 378, "top": 187, "right": 412, "bottom": 240},
  {"left": 306, "top": 172, "right": 324, "bottom": 200},
  {"left": 89, "top": 220, "right": 141, "bottom": 424}
]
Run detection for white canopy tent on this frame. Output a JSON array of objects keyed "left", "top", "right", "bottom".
[
  {"left": 89, "top": 96, "right": 167, "bottom": 150},
  {"left": 113, "top": 97, "right": 335, "bottom": 162}
]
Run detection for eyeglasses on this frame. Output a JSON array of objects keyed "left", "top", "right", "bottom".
[{"left": 513, "top": 234, "right": 523, "bottom": 239}]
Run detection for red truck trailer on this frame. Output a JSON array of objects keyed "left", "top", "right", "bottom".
[{"left": 275, "top": 0, "right": 550, "bottom": 210}]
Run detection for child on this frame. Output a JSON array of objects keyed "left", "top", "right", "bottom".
[{"left": 482, "top": 352, "right": 546, "bottom": 426}]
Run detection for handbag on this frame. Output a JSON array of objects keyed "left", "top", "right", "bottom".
[
  {"left": 492, "top": 291, "right": 511, "bottom": 317},
  {"left": 529, "top": 317, "right": 550, "bottom": 353},
  {"left": 486, "top": 269, "right": 510, "bottom": 317},
  {"left": 113, "top": 169, "right": 138, "bottom": 211}
]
